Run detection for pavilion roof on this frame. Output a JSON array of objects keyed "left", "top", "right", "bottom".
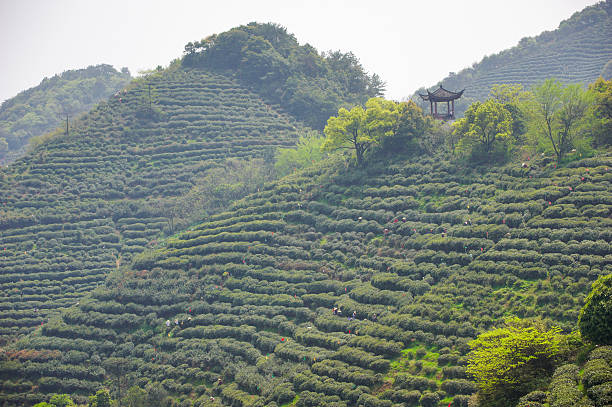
[{"left": 419, "top": 85, "right": 464, "bottom": 101}]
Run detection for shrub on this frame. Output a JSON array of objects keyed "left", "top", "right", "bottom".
[{"left": 579, "top": 274, "right": 612, "bottom": 345}]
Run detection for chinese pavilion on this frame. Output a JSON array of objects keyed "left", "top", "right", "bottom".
[{"left": 419, "top": 85, "right": 464, "bottom": 120}]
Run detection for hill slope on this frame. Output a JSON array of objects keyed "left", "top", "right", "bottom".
[
  {"left": 0, "top": 66, "right": 303, "bottom": 343},
  {"left": 0, "top": 23, "right": 380, "bottom": 346},
  {"left": 3, "top": 153, "right": 610, "bottom": 406},
  {"left": 413, "top": 0, "right": 612, "bottom": 115},
  {"left": 0, "top": 64, "right": 131, "bottom": 165}
]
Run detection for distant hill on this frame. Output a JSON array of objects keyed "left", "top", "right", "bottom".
[
  {"left": 0, "top": 23, "right": 379, "bottom": 346},
  {"left": 2, "top": 152, "right": 610, "bottom": 406},
  {"left": 413, "top": 0, "right": 612, "bottom": 115},
  {"left": 0, "top": 64, "right": 131, "bottom": 165}
]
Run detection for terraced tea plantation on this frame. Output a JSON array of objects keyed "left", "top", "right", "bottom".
[
  {"left": 0, "top": 66, "right": 303, "bottom": 343},
  {"left": 3, "top": 153, "right": 610, "bottom": 406}
]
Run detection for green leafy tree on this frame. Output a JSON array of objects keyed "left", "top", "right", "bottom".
[
  {"left": 122, "top": 385, "right": 147, "bottom": 407},
  {"left": 33, "top": 394, "right": 75, "bottom": 407},
  {"left": 322, "top": 97, "right": 422, "bottom": 165},
  {"left": 489, "top": 83, "right": 530, "bottom": 143},
  {"left": 453, "top": 99, "right": 512, "bottom": 161},
  {"left": 467, "top": 318, "right": 563, "bottom": 407},
  {"left": 588, "top": 77, "right": 612, "bottom": 146},
  {"left": 275, "top": 130, "right": 326, "bottom": 176},
  {"left": 379, "top": 100, "right": 429, "bottom": 154},
  {"left": 48, "top": 395, "right": 76, "bottom": 407},
  {"left": 322, "top": 104, "right": 371, "bottom": 166},
  {"left": 530, "top": 79, "right": 592, "bottom": 163},
  {"left": 89, "top": 389, "right": 112, "bottom": 407},
  {"left": 579, "top": 273, "right": 612, "bottom": 345}
]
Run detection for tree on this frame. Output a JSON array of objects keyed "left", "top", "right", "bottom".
[
  {"left": 588, "top": 77, "right": 612, "bottom": 146},
  {"left": 48, "top": 394, "right": 76, "bottom": 407},
  {"left": 89, "top": 389, "right": 112, "bottom": 407},
  {"left": 489, "top": 83, "right": 529, "bottom": 143},
  {"left": 530, "top": 79, "right": 592, "bottom": 163},
  {"left": 579, "top": 273, "right": 612, "bottom": 345},
  {"left": 34, "top": 395, "right": 75, "bottom": 407},
  {"left": 122, "top": 385, "right": 147, "bottom": 407},
  {"left": 322, "top": 104, "right": 369, "bottom": 166},
  {"left": 453, "top": 99, "right": 512, "bottom": 161},
  {"left": 275, "top": 130, "right": 326, "bottom": 176},
  {"left": 466, "top": 318, "right": 563, "bottom": 407},
  {"left": 322, "top": 97, "right": 424, "bottom": 165}
]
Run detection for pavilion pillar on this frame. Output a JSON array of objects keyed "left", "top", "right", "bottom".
[
  {"left": 451, "top": 99, "right": 455, "bottom": 119},
  {"left": 430, "top": 101, "right": 433, "bottom": 115},
  {"left": 447, "top": 101, "right": 450, "bottom": 117},
  {"left": 434, "top": 102, "right": 437, "bottom": 116}
]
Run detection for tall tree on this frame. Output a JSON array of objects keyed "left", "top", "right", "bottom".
[
  {"left": 322, "top": 105, "right": 369, "bottom": 165},
  {"left": 588, "top": 77, "right": 612, "bottom": 146},
  {"left": 530, "top": 79, "right": 592, "bottom": 162}
]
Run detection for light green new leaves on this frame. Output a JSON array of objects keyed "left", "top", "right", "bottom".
[
  {"left": 322, "top": 97, "right": 404, "bottom": 165},
  {"left": 530, "top": 78, "right": 592, "bottom": 162},
  {"left": 453, "top": 99, "right": 512, "bottom": 156},
  {"left": 275, "top": 130, "right": 326, "bottom": 176},
  {"left": 467, "top": 318, "right": 563, "bottom": 404}
]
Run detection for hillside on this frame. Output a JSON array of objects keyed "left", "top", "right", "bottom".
[
  {"left": 183, "top": 22, "right": 385, "bottom": 129},
  {"left": 0, "top": 64, "right": 131, "bottom": 165},
  {"left": 2, "top": 152, "right": 610, "bottom": 406},
  {"left": 413, "top": 0, "right": 612, "bottom": 115},
  {"left": 0, "top": 23, "right": 379, "bottom": 346}
]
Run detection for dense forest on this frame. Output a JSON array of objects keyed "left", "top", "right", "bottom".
[
  {"left": 0, "top": 65, "right": 131, "bottom": 165},
  {"left": 0, "top": 7, "right": 611, "bottom": 407},
  {"left": 413, "top": 0, "right": 612, "bottom": 116}
]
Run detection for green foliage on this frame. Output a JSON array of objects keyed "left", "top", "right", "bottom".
[
  {"left": 0, "top": 64, "right": 130, "bottom": 164},
  {"left": 183, "top": 22, "right": 383, "bottom": 129},
  {"left": 89, "top": 389, "right": 112, "bottom": 407},
  {"left": 529, "top": 78, "right": 593, "bottom": 163},
  {"left": 122, "top": 385, "right": 147, "bottom": 407},
  {"left": 275, "top": 131, "right": 326, "bottom": 177},
  {"left": 547, "top": 364, "right": 593, "bottom": 407},
  {"left": 589, "top": 77, "right": 612, "bottom": 146},
  {"left": 453, "top": 99, "right": 513, "bottom": 162},
  {"left": 579, "top": 273, "right": 612, "bottom": 345},
  {"left": 322, "top": 98, "right": 428, "bottom": 165},
  {"left": 467, "top": 317, "right": 563, "bottom": 406}
]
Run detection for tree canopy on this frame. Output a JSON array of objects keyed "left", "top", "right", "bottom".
[
  {"left": 579, "top": 273, "right": 612, "bottom": 345},
  {"left": 322, "top": 98, "right": 425, "bottom": 165},
  {"left": 589, "top": 77, "right": 612, "bottom": 146},
  {"left": 453, "top": 99, "right": 513, "bottom": 161},
  {"left": 530, "top": 78, "right": 592, "bottom": 163},
  {"left": 467, "top": 318, "right": 563, "bottom": 407}
]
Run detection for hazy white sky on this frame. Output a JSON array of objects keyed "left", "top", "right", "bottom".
[{"left": 0, "top": 0, "right": 600, "bottom": 104}]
